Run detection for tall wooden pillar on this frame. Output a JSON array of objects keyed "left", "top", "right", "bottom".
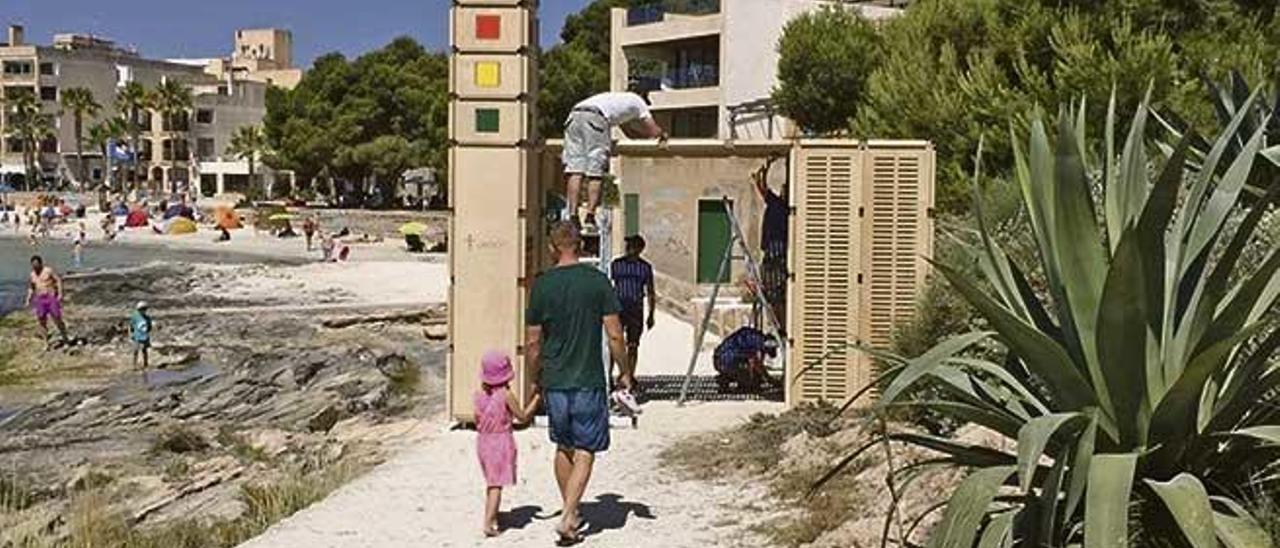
[{"left": 448, "top": 0, "right": 540, "bottom": 421}]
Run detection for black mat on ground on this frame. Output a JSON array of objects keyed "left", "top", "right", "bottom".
[{"left": 637, "top": 375, "right": 783, "bottom": 403}]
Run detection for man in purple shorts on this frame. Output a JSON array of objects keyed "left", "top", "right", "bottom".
[{"left": 25, "top": 255, "right": 70, "bottom": 349}]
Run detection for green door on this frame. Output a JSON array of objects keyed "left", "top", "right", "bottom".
[
  {"left": 624, "top": 193, "right": 640, "bottom": 237},
  {"left": 697, "top": 200, "right": 731, "bottom": 284}
]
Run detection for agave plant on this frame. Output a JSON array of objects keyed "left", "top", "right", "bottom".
[{"left": 829, "top": 92, "right": 1280, "bottom": 547}]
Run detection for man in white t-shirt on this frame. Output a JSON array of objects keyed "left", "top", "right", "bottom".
[{"left": 562, "top": 91, "right": 668, "bottom": 232}]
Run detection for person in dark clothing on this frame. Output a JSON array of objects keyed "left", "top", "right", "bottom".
[
  {"left": 754, "top": 168, "right": 788, "bottom": 334},
  {"left": 713, "top": 326, "right": 779, "bottom": 392},
  {"left": 610, "top": 235, "right": 655, "bottom": 389}
]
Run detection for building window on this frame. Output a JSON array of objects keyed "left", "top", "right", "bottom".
[
  {"left": 696, "top": 199, "right": 732, "bottom": 284},
  {"left": 7, "top": 139, "right": 23, "bottom": 153},
  {"left": 200, "top": 174, "right": 217, "bottom": 197},
  {"left": 38, "top": 62, "right": 55, "bottom": 76},
  {"left": 670, "top": 108, "right": 718, "bottom": 138},
  {"left": 163, "top": 139, "right": 190, "bottom": 161},
  {"left": 39, "top": 137, "right": 58, "bottom": 154},
  {"left": 195, "top": 109, "right": 214, "bottom": 124},
  {"left": 91, "top": 167, "right": 103, "bottom": 181},
  {"left": 131, "top": 111, "right": 153, "bottom": 133},
  {"left": 197, "top": 138, "right": 215, "bottom": 160},
  {"left": 138, "top": 140, "right": 152, "bottom": 162},
  {"left": 2, "top": 60, "right": 33, "bottom": 75},
  {"left": 162, "top": 113, "right": 190, "bottom": 132},
  {"left": 3, "top": 86, "right": 34, "bottom": 99},
  {"left": 39, "top": 86, "right": 57, "bottom": 101}
]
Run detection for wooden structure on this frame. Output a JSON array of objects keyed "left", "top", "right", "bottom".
[
  {"left": 447, "top": 0, "right": 541, "bottom": 422},
  {"left": 444, "top": 2, "right": 932, "bottom": 416},
  {"left": 788, "top": 141, "right": 935, "bottom": 405},
  {"left": 537, "top": 139, "right": 936, "bottom": 408}
]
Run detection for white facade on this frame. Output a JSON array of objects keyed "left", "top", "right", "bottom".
[{"left": 610, "top": 0, "right": 902, "bottom": 140}]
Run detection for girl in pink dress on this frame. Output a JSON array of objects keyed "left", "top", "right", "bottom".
[{"left": 475, "top": 350, "right": 540, "bottom": 537}]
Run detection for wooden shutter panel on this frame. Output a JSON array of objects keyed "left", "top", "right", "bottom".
[
  {"left": 788, "top": 147, "right": 861, "bottom": 405},
  {"left": 860, "top": 144, "right": 935, "bottom": 365}
]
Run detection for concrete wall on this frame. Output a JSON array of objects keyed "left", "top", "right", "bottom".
[{"left": 619, "top": 153, "right": 786, "bottom": 295}]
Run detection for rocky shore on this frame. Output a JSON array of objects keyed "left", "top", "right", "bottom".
[{"left": 0, "top": 260, "right": 446, "bottom": 545}]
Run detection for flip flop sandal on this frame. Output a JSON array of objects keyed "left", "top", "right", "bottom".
[{"left": 555, "top": 531, "right": 583, "bottom": 546}]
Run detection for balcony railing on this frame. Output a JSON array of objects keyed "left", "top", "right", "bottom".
[
  {"left": 626, "top": 0, "right": 721, "bottom": 26},
  {"left": 631, "top": 64, "right": 719, "bottom": 93},
  {"left": 664, "top": 64, "right": 718, "bottom": 89}
]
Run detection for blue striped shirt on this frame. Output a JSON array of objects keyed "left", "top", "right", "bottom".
[{"left": 610, "top": 256, "right": 653, "bottom": 307}]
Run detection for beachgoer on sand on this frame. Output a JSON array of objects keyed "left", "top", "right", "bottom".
[
  {"left": 302, "top": 216, "right": 317, "bottom": 251},
  {"left": 320, "top": 232, "right": 335, "bottom": 261},
  {"left": 474, "top": 350, "right": 541, "bottom": 538},
  {"left": 525, "top": 221, "right": 632, "bottom": 545},
  {"left": 609, "top": 234, "right": 654, "bottom": 401},
  {"left": 130, "top": 301, "right": 153, "bottom": 370},
  {"left": 26, "top": 255, "right": 70, "bottom": 350}
]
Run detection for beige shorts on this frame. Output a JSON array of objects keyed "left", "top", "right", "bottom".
[{"left": 562, "top": 111, "right": 611, "bottom": 178}]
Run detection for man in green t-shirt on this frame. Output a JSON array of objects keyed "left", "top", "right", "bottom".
[{"left": 526, "top": 221, "right": 630, "bottom": 544}]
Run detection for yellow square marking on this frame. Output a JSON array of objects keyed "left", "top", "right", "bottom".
[{"left": 475, "top": 62, "right": 501, "bottom": 88}]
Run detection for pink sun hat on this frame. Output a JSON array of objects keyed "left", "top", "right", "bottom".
[{"left": 480, "top": 350, "right": 514, "bottom": 386}]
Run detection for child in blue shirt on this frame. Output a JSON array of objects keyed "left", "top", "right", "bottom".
[{"left": 130, "top": 301, "right": 153, "bottom": 370}]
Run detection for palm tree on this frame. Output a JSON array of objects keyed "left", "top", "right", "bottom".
[
  {"left": 115, "top": 81, "right": 148, "bottom": 192},
  {"left": 86, "top": 116, "right": 126, "bottom": 204},
  {"left": 226, "top": 125, "right": 267, "bottom": 197},
  {"left": 58, "top": 87, "right": 101, "bottom": 189},
  {"left": 3, "top": 89, "right": 54, "bottom": 190},
  {"left": 149, "top": 79, "right": 193, "bottom": 193}
]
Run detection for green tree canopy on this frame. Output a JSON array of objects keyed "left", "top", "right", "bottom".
[
  {"left": 773, "top": 7, "right": 883, "bottom": 136},
  {"left": 774, "top": 0, "right": 1280, "bottom": 213},
  {"left": 264, "top": 37, "right": 448, "bottom": 187}
]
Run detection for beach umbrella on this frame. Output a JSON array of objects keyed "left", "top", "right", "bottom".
[
  {"left": 268, "top": 213, "right": 297, "bottom": 221},
  {"left": 399, "top": 222, "right": 429, "bottom": 236},
  {"left": 166, "top": 217, "right": 197, "bottom": 235}
]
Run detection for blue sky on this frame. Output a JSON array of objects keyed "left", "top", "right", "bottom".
[{"left": 5, "top": 0, "right": 594, "bottom": 66}]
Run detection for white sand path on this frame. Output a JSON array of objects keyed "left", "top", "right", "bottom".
[
  {"left": 238, "top": 401, "right": 778, "bottom": 548},
  {"left": 238, "top": 311, "right": 772, "bottom": 548}
]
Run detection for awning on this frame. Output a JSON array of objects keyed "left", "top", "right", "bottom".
[{"left": 0, "top": 164, "right": 25, "bottom": 175}]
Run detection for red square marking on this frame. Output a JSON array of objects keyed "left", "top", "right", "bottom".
[{"left": 475, "top": 15, "right": 501, "bottom": 40}]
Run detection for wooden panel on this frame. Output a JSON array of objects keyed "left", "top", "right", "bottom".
[
  {"left": 453, "top": 7, "right": 531, "bottom": 53},
  {"left": 449, "top": 146, "right": 530, "bottom": 421},
  {"left": 452, "top": 54, "right": 530, "bottom": 99},
  {"left": 450, "top": 100, "right": 530, "bottom": 145},
  {"left": 860, "top": 148, "right": 932, "bottom": 358},
  {"left": 787, "top": 148, "right": 861, "bottom": 405}
]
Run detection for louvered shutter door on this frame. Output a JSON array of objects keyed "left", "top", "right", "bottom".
[
  {"left": 788, "top": 147, "right": 861, "bottom": 405},
  {"left": 860, "top": 145, "right": 935, "bottom": 377}
]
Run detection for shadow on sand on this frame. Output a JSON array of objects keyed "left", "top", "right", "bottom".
[{"left": 579, "top": 493, "right": 656, "bottom": 536}]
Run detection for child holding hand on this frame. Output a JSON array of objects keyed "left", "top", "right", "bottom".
[{"left": 474, "top": 350, "right": 540, "bottom": 537}]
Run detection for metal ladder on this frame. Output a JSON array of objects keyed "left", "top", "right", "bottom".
[{"left": 677, "top": 195, "right": 786, "bottom": 405}]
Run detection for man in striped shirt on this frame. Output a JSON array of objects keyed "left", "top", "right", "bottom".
[{"left": 610, "top": 235, "right": 656, "bottom": 389}]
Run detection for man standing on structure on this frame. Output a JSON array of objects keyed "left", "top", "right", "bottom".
[
  {"left": 562, "top": 91, "right": 668, "bottom": 233},
  {"left": 525, "top": 222, "right": 632, "bottom": 543},
  {"left": 754, "top": 168, "right": 788, "bottom": 334}
]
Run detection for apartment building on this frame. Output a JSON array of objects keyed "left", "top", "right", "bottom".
[
  {"left": 175, "top": 28, "right": 303, "bottom": 90},
  {"left": 0, "top": 24, "right": 290, "bottom": 196},
  {"left": 609, "top": 0, "right": 902, "bottom": 140}
]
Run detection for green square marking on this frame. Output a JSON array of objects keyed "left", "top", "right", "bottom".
[{"left": 475, "top": 108, "right": 500, "bottom": 134}]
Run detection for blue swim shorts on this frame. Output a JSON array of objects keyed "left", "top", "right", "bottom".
[{"left": 544, "top": 388, "right": 610, "bottom": 453}]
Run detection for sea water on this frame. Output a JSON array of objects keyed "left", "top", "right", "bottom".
[{"left": 0, "top": 237, "right": 268, "bottom": 315}]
